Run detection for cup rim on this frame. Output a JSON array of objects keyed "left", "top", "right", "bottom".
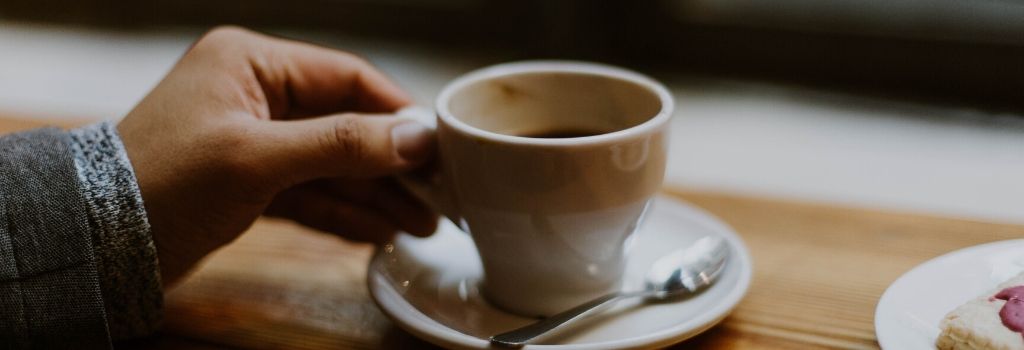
[{"left": 435, "top": 60, "right": 674, "bottom": 146}]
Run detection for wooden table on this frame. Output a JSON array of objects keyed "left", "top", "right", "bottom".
[{"left": 3, "top": 117, "right": 1023, "bottom": 349}]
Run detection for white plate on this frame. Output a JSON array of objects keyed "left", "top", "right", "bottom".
[
  {"left": 875, "top": 239, "right": 1024, "bottom": 349},
  {"left": 367, "top": 195, "right": 753, "bottom": 349}
]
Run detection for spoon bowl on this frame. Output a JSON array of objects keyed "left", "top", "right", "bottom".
[
  {"left": 490, "top": 236, "right": 731, "bottom": 348},
  {"left": 645, "top": 236, "right": 730, "bottom": 300}
]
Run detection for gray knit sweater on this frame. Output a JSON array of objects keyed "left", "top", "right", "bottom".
[{"left": 0, "top": 122, "right": 162, "bottom": 348}]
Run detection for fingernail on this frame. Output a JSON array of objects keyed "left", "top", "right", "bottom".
[{"left": 391, "top": 121, "right": 434, "bottom": 162}]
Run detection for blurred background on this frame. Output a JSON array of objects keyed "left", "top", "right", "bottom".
[{"left": 1, "top": 0, "right": 1023, "bottom": 223}]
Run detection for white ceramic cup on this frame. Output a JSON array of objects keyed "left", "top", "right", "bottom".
[{"left": 398, "top": 61, "right": 673, "bottom": 317}]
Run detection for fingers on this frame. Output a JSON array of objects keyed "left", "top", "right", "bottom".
[
  {"left": 187, "top": 26, "right": 410, "bottom": 117},
  {"left": 321, "top": 178, "right": 437, "bottom": 237},
  {"left": 224, "top": 27, "right": 412, "bottom": 117},
  {"left": 267, "top": 181, "right": 437, "bottom": 243},
  {"left": 267, "top": 186, "right": 397, "bottom": 243},
  {"left": 255, "top": 113, "right": 435, "bottom": 184}
]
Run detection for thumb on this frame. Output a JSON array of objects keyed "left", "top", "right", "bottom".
[{"left": 257, "top": 113, "right": 435, "bottom": 183}]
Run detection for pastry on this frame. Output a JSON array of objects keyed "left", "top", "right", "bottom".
[{"left": 938, "top": 272, "right": 1024, "bottom": 350}]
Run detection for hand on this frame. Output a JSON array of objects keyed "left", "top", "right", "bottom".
[{"left": 117, "top": 26, "right": 437, "bottom": 288}]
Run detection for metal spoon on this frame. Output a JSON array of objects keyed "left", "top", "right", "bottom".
[{"left": 489, "top": 236, "right": 730, "bottom": 348}]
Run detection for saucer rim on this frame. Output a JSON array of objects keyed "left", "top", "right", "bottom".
[
  {"left": 874, "top": 239, "right": 1024, "bottom": 350},
  {"left": 368, "top": 194, "right": 754, "bottom": 350}
]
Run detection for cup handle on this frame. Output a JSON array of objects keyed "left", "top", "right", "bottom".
[{"left": 394, "top": 105, "right": 462, "bottom": 230}]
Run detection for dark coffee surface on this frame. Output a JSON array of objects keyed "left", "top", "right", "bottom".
[{"left": 518, "top": 128, "right": 606, "bottom": 138}]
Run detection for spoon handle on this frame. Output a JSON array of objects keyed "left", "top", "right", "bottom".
[{"left": 490, "top": 291, "right": 642, "bottom": 348}]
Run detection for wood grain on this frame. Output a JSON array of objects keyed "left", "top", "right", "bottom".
[
  {"left": 671, "top": 190, "right": 1024, "bottom": 349},
  {"left": 0, "top": 115, "right": 83, "bottom": 133},
  {"left": 3, "top": 116, "right": 1022, "bottom": 349},
  {"left": 150, "top": 190, "right": 1022, "bottom": 350}
]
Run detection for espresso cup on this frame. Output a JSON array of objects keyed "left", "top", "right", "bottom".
[{"left": 398, "top": 61, "right": 672, "bottom": 317}]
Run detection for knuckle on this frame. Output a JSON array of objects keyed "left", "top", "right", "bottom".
[
  {"left": 201, "top": 26, "right": 253, "bottom": 43},
  {"left": 190, "top": 26, "right": 259, "bottom": 58},
  {"left": 325, "top": 115, "right": 368, "bottom": 164},
  {"left": 341, "top": 52, "right": 371, "bottom": 67},
  {"left": 331, "top": 50, "right": 373, "bottom": 72}
]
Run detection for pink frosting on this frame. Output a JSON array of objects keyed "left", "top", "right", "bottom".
[{"left": 994, "top": 285, "right": 1024, "bottom": 337}]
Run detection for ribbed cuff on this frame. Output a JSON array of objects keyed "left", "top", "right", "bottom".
[{"left": 69, "top": 121, "right": 163, "bottom": 339}]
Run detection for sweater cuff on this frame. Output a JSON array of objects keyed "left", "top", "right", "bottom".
[{"left": 69, "top": 121, "right": 163, "bottom": 339}]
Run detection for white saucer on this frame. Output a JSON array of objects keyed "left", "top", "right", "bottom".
[
  {"left": 875, "top": 239, "right": 1024, "bottom": 349},
  {"left": 367, "top": 195, "right": 753, "bottom": 349}
]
